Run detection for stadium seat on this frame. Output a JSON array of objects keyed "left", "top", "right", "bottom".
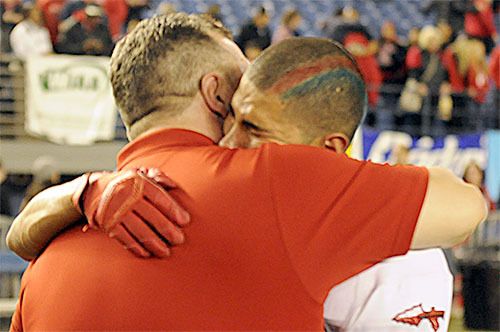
[{"left": 147, "top": 0, "right": 437, "bottom": 40}]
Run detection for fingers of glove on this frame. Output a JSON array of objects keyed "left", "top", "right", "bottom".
[
  {"left": 121, "top": 212, "right": 171, "bottom": 258},
  {"left": 137, "top": 167, "right": 147, "bottom": 176},
  {"left": 108, "top": 224, "right": 151, "bottom": 258},
  {"left": 145, "top": 168, "right": 178, "bottom": 189},
  {"left": 142, "top": 180, "right": 190, "bottom": 226},
  {"left": 96, "top": 175, "right": 142, "bottom": 232},
  {"left": 134, "top": 199, "right": 185, "bottom": 245}
]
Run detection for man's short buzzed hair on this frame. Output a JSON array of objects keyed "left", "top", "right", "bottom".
[
  {"left": 110, "top": 13, "right": 234, "bottom": 135},
  {"left": 246, "top": 37, "right": 367, "bottom": 140}
]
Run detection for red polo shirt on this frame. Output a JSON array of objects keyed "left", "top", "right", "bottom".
[{"left": 11, "top": 129, "right": 427, "bottom": 331}]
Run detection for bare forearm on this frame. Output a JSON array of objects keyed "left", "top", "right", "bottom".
[
  {"left": 6, "top": 177, "right": 85, "bottom": 260},
  {"left": 411, "top": 167, "right": 488, "bottom": 249}
]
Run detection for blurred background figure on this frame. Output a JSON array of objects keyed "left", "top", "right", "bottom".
[
  {"left": 491, "top": 45, "right": 500, "bottom": 90},
  {"left": 402, "top": 25, "right": 450, "bottom": 132},
  {"left": 20, "top": 156, "right": 61, "bottom": 211},
  {"left": 9, "top": 2, "right": 52, "bottom": 60},
  {"left": 0, "top": 161, "right": 30, "bottom": 217},
  {"left": 442, "top": 37, "right": 489, "bottom": 129},
  {"left": 377, "top": 21, "right": 407, "bottom": 86},
  {"left": 464, "top": 0, "right": 497, "bottom": 54},
  {"left": 56, "top": 4, "right": 113, "bottom": 55},
  {"left": 376, "top": 21, "right": 407, "bottom": 130},
  {"left": 156, "top": 2, "right": 175, "bottom": 16},
  {"left": 489, "top": 45, "right": 500, "bottom": 127},
  {"left": 125, "top": 17, "right": 140, "bottom": 33},
  {"left": 58, "top": 0, "right": 127, "bottom": 42},
  {"left": 101, "top": 0, "right": 128, "bottom": 41},
  {"left": 236, "top": 6, "right": 271, "bottom": 57},
  {"left": 0, "top": 161, "right": 13, "bottom": 216},
  {"left": 205, "top": 3, "right": 222, "bottom": 24},
  {"left": 36, "top": 0, "right": 66, "bottom": 46},
  {"left": 330, "top": 6, "right": 382, "bottom": 124},
  {"left": 319, "top": 7, "right": 343, "bottom": 38},
  {"left": 271, "top": 8, "right": 301, "bottom": 44},
  {"left": 407, "top": 27, "right": 421, "bottom": 49},
  {"left": 463, "top": 161, "right": 496, "bottom": 211},
  {"left": 59, "top": 0, "right": 95, "bottom": 21},
  {"left": 0, "top": 0, "right": 23, "bottom": 52},
  {"left": 437, "top": 20, "right": 455, "bottom": 49},
  {"left": 421, "top": 0, "right": 467, "bottom": 37},
  {"left": 242, "top": 40, "right": 262, "bottom": 62},
  {"left": 125, "top": 0, "right": 149, "bottom": 25}
]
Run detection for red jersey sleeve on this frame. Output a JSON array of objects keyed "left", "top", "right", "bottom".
[{"left": 266, "top": 144, "right": 428, "bottom": 302}]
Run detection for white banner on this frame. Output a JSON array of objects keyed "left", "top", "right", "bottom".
[{"left": 25, "top": 55, "right": 117, "bottom": 145}]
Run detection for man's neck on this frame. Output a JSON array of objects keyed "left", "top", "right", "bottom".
[{"left": 129, "top": 97, "right": 223, "bottom": 143}]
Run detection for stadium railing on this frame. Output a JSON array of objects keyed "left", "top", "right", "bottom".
[{"left": 0, "top": 54, "right": 25, "bottom": 138}]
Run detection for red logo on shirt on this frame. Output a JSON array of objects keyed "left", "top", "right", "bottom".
[{"left": 393, "top": 304, "right": 445, "bottom": 331}]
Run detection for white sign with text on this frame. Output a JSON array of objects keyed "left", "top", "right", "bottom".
[{"left": 25, "top": 55, "right": 117, "bottom": 145}]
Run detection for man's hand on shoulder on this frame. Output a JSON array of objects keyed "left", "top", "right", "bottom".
[
  {"left": 7, "top": 168, "right": 190, "bottom": 261},
  {"left": 75, "top": 168, "right": 190, "bottom": 258}
]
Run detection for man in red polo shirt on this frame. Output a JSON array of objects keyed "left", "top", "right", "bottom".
[{"left": 9, "top": 14, "right": 486, "bottom": 331}]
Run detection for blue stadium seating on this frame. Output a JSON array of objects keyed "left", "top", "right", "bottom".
[{"left": 147, "top": 0, "right": 437, "bottom": 40}]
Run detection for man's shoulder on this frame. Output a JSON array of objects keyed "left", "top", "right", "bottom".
[{"left": 262, "top": 143, "right": 350, "bottom": 164}]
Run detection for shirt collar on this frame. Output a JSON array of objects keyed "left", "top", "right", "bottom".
[{"left": 117, "top": 128, "right": 215, "bottom": 170}]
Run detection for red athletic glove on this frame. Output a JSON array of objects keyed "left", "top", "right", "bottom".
[{"left": 72, "top": 168, "right": 190, "bottom": 258}]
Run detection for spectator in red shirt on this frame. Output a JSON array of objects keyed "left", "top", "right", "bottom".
[
  {"left": 101, "top": 0, "right": 127, "bottom": 40},
  {"left": 488, "top": 45, "right": 499, "bottom": 128},
  {"left": 36, "top": 0, "right": 66, "bottom": 45},
  {"left": 489, "top": 45, "right": 500, "bottom": 89},
  {"left": 442, "top": 37, "right": 490, "bottom": 129},
  {"left": 442, "top": 37, "right": 490, "bottom": 104},
  {"left": 465, "top": 0, "right": 497, "bottom": 54},
  {"left": 56, "top": 4, "right": 113, "bottom": 55},
  {"left": 330, "top": 6, "right": 382, "bottom": 110},
  {"left": 59, "top": 0, "right": 127, "bottom": 41}
]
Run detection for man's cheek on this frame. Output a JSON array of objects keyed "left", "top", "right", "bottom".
[{"left": 223, "top": 117, "right": 235, "bottom": 135}]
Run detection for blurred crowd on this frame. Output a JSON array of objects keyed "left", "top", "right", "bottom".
[
  {"left": 0, "top": 0, "right": 499, "bottom": 133},
  {"left": 0, "top": 0, "right": 149, "bottom": 57},
  {"left": 317, "top": 1, "right": 499, "bottom": 134}
]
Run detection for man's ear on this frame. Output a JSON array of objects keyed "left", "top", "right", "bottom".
[
  {"left": 324, "top": 133, "right": 350, "bottom": 153},
  {"left": 200, "top": 73, "right": 228, "bottom": 118}
]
